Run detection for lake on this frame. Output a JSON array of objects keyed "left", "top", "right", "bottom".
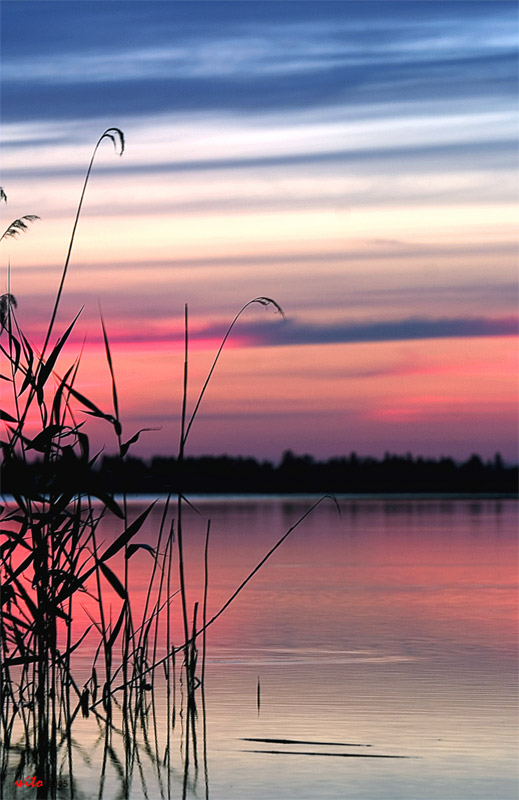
[{"left": 2, "top": 495, "right": 518, "bottom": 799}]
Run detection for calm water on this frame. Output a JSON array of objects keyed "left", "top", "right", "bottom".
[{"left": 3, "top": 496, "right": 518, "bottom": 799}]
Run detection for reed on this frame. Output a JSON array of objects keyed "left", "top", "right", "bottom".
[{"left": 0, "top": 128, "right": 330, "bottom": 796}]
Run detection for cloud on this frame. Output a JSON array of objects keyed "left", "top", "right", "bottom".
[
  {"left": 4, "top": 136, "right": 517, "bottom": 187},
  {"left": 2, "top": 101, "right": 516, "bottom": 197},
  {"left": 3, "top": 28, "right": 515, "bottom": 86},
  {"left": 14, "top": 304, "right": 517, "bottom": 350},
  {"left": 2, "top": 3, "right": 516, "bottom": 122},
  {"left": 194, "top": 315, "right": 518, "bottom": 348}
]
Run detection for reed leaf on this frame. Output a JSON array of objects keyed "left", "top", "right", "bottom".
[
  {"left": 107, "top": 606, "right": 126, "bottom": 651},
  {"left": 3, "top": 656, "right": 39, "bottom": 667},
  {"left": 97, "top": 561, "right": 127, "bottom": 602},
  {"left": 1, "top": 327, "right": 21, "bottom": 371},
  {"left": 64, "top": 384, "right": 121, "bottom": 434},
  {"left": 99, "top": 502, "right": 156, "bottom": 563},
  {"left": 36, "top": 310, "right": 82, "bottom": 392},
  {"left": 51, "top": 363, "right": 77, "bottom": 425},
  {"left": 93, "top": 491, "right": 124, "bottom": 519},
  {"left": 125, "top": 543, "right": 155, "bottom": 560},
  {"left": 99, "top": 310, "right": 120, "bottom": 425},
  {"left": 7, "top": 328, "right": 37, "bottom": 397},
  {"left": 26, "top": 424, "right": 65, "bottom": 452},
  {"left": 63, "top": 627, "right": 94, "bottom": 660},
  {"left": 0, "top": 409, "right": 18, "bottom": 423},
  {"left": 54, "top": 574, "right": 91, "bottom": 605},
  {"left": 120, "top": 428, "right": 159, "bottom": 459},
  {"left": 2, "top": 564, "right": 38, "bottom": 620}
]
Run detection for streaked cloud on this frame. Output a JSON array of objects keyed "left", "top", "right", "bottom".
[
  {"left": 194, "top": 315, "right": 518, "bottom": 348},
  {"left": 2, "top": 2, "right": 516, "bottom": 123},
  {"left": 15, "top": 310, "right": 514, "bottom": 349},
  {"left": 3, "top": 17, "right": 516, "bottom": 86}
]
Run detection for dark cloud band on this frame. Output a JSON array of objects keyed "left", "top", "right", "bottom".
[{"left": 197, "top": 315, "right": 518, "bottom": 347}]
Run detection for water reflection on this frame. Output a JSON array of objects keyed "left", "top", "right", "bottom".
[{"left": 1, "top": 674, "right": 211, "bottom": 800}]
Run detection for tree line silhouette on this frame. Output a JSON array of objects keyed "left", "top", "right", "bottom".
[{"left": 2, "top": 450, "right": 517, "bottom": 496}]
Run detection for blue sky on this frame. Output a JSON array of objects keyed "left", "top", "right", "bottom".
[
  {"left": 1, "top": 1, "right": 517, "bottom": 460},
  {"left": 3, "top": 2, "right": 516, "bottom": 118}
]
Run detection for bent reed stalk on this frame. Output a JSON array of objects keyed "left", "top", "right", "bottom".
[{"left": 0, "top": 129, "right": 330, "bottom": 795}]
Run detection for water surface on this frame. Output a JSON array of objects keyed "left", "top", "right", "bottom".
[{"left": 4, "top": 496, "right": 518, "bottom": 799}]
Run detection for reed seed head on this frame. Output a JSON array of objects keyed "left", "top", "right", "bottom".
[
  {"left": 0, "top": 293, "right": 17, "bottom": 329},
  {"left": 1, "top": 215, "right": 40, "bottom": 242},
  {"left": 252, "top": 296, "right": 285, "bottom": 318},
  {"left": 100, "top": 127, "right": 125, "bottom": 156}
]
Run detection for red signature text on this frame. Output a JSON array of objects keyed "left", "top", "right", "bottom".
[
  {"left": 15, "top": 776, "right": 68, "bottom": 789},
  {"left": 15, "top": 777, "right": 43, "bottom": 788}
]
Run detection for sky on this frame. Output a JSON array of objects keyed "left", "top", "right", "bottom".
[{"left": 1, "top": 0, "right": 517, "bottom": 462}]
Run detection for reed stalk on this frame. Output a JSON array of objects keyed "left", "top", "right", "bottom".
[
  {"left": 176, "top": 304, "right": 192, "bottom": 704},
  {"left": 201, "top": 520, "right": 210, "bottom": 687}
]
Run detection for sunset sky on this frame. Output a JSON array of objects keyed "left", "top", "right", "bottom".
[{"left": 1, "top": 1, "right": 517, "bottom": 462}]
